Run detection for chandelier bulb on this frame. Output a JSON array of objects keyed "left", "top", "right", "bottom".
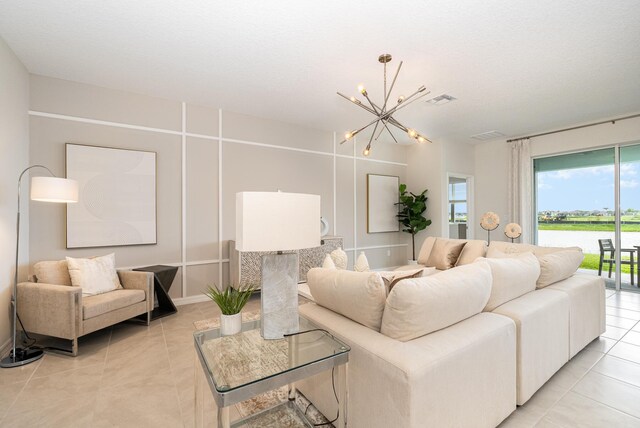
[
  {"left": 344, "top": 131, "right": 355, "bottom": 141},
  {"left": 397, "top": 95, "right": 405, "bottom": 104},
  {"left": 350, "top": 96, "right": 357, "bottom": 102},
  {"left": 357, "top": 84, "right": 367, "bottom": 95},
  {"left": 417, "top": 135, "right": 426, "bottom": 143},
  {"left": 407, "top": 128, "right": 417, "bottom": 138},
  {"left": 363, "top": 145, "right": 371, "bottom": 156}
]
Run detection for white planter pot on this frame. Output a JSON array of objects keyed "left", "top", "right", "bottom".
[
  {"left": 220, "top": 313, "right": 242, "bottom": 336},
  {"left": 407, "top": 260, "right": 418, "bottom": 265}
]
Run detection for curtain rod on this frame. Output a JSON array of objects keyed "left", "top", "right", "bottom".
[{"left": 506, "top": 113, "right": 640, "bottom": 143}]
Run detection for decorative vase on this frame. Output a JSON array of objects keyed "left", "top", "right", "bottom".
[{"left": 220, "top": 313, "right": 242, "bottom": 336}]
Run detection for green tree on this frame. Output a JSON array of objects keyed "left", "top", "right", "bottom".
[{"left": 396, "top": 184, "right": 432, "bottom": 261}]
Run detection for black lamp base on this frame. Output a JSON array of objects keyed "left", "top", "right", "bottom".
[{"left": 0, "top": 347, "right": 44, "bottom": 368}]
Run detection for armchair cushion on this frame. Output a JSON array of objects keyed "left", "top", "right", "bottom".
[
  {"left": 33, "top": 260, "right": 72, "bottom": 286},
  {"left": 83, "top": 289, "right": 146, "bottom": 320}
]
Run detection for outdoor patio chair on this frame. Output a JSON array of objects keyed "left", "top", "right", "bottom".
[{"left": 598, "top": 238, "right": 635, "bottom": 286}]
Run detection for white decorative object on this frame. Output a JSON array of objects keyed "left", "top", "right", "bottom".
[
  {"left": 220, "top": 313, "right": 242, "bottom": 336},
  {"left": 236, "top": 191, "right": 320, "bottom": 339},
  {"left": 508, "top": 139, "right": 532, "bottom": 244},
  {"left": 320, "top": 217, "right": 330, "bottom": 237},
  {"left": 65, "top": 253, "right": 122, "bottom": 296},
  {"left": 66, "top": 144, "right": 156, "bottom": 248},
  {"left": 480, "top": 211, "right": 500, "bottom": 243},
  {"left": 330, "top": 247, "right": 348, "bottom": 270},
  {"left": 322, "top": 254, "right": 336, "bottom": 269},
  {"left": 354, "top": 252, "right": 370, "bottom": 272},
  {"left": 367, "top": 174, "right": 400, "bottom": 233},
  {"left": 407, "top": 260, "right": 419, "bottom": 265},
  {"left": 504, "top": 223, "right": 523, "bottom": 242}
]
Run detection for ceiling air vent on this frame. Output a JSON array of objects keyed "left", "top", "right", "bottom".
[
  {"left": 426, "top": 94, "right": 456, "bottom": 105},
  {"left": 470, "top": 130, "right": 506, "bottom": 141}
]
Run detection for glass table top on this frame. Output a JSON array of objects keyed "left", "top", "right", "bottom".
[{"left": 194, "top": 316, "right": 350, "bottom": 393}]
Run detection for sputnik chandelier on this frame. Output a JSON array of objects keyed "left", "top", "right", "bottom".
[{"left": 338, "top": 53, "right": 432, "bottom": 156}]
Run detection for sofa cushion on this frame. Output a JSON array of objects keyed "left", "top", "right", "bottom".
[
  {"left": 537, "top": 250, "right": 584, "bottom": 288},
  {"left": 480, "top": 253, "right": 540, "bottom": 312},
  {"left": 378, "top": 268, "right": 429, "bottom": 292},
  {"left": 488, "top": 241, "right": 581, "bottom": 257},
  {"left": 66, "top": 253, "right": 122, "bottom": 296},
  {"left": 33, "top": 260, "right": 72, "bottom": 286},
  {"left": 416, "top": 236, "right": 437, "bottom": 265},
  {"left": 307, "top": 268, "right": 386, "bottom": 331},
  {"left": 456, "top": 240, "right": 488, "bottom": 266},
  {"left": 380, "top": 261, "right": 492, "bottom": 341},
  {"left": 425, "top": 238, "right": 467, "bottom": 270},
  {"left": 83, "top": 289, "right": 146, "bottom": 320}
]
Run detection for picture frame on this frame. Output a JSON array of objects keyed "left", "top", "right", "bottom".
[
  {"left": 367, "top": 173, "right": 400, "bottom": 233},
  {"left": 65, "top": 143, "right": 157, "bottom": 248}
]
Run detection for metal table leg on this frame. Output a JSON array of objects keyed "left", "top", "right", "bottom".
[
  {"left": 337, "top": 362, "right": 348, "bottom": 427},
  {"left": 217, "top": 407, "right": 230, "bottom": 428}
]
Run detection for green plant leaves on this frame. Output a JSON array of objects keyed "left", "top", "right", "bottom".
[{"left": 203, "top": 284, "right": 256, "bottom": 315}]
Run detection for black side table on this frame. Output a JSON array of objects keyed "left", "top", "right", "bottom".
[{"left": 133, "top": 265, "right": 178, "bottom": 320}]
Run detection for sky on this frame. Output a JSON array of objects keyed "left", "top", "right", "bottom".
[{"left": 537, "top": 163, "right": 640, "bottom": 212}]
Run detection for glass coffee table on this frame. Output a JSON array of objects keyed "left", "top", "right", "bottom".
[{"left": 194, "top": 315, "right": 350, "bottom": 427}]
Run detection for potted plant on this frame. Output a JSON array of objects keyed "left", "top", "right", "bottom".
[
  {"left": 396, "top": 183, "right": 432, "bottom": 263},
  {"left": 203, "top": 284, "right": 255, "bottom": 336}
]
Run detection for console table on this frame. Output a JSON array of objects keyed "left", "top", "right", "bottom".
[{"left": 133, "top": 265, "right": 178, "bottom": 321}]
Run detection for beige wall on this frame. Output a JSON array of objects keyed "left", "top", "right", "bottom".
[
  {"left": 28, "top": 75, "right": 409, "bottom": 301},
  {"left": 474, "top": 116, "right": 640, "bottom": 242},
  {"left": 0, "top": 37, "right": 30, "bottom": 348}
]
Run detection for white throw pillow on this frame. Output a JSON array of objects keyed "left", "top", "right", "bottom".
[
  {"left": 537, "top": 250, "right": 584, "bottom": 288},
  {"left": 380, "top": 261, "right": 492, "bottom": 341},
  {"left": 307, "top": 268, "right": 386, "bottom": 331},
  {"left": 322, "top": 254, "right": 336, "bottom": 269},
  {"left": 480, "top": 252, "right": 540, "bottom": 312},
  {"left": 66, "top": 253, "right": 122, "bottom": 296}
]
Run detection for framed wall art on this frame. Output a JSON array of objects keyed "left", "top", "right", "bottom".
[
  {"left": 366, "top": 173, "right": 400, "bottom": 233},
  {"left": 65, "top": 143, "right": 157, "bottom": 248}
]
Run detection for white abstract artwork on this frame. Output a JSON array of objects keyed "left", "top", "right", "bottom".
[
  {"left": 66, "top": 144, "right": 157, "bottom": 248},
  {"left": 367, "top": 174, "right": 400, "bottom": 233}
]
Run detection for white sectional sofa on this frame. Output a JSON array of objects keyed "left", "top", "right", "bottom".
[{"left": 298, "top": 237, "right": 605, "bottom": 428}]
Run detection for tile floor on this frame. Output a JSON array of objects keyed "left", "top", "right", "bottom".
[{"left": 2, "top": 290, "right": 640, "bottom": 427}]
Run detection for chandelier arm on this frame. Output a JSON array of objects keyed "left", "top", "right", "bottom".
[
  {"left": 382, "top": 121, "right": 399, "bottom": 144},
  {"left": 381, "top": 61, "right": 403, "bottom": 113},
  {"left": 387, "top": 118, "right": 409, "bottom": 132},
  {"left": 337, "top": 92, "right": 379, "bottom": 116},
  {"left": 362, "top": 93, "right": 381, "bottom": 115},
  {"left": 338, "top": 120, "right": 380, "bottom": 144},
  {"left": 383, "top": 90, "right": 431, "bottom": 118},
  {"left": 368, "top": 120, "right": 382, "bottom": 147},
  {"left": 374, "top": 121, "right": 387, "bottom": 141}
]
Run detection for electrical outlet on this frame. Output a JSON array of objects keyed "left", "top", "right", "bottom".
[{"left": 387, "top": 250, "right": 391, "bottom": 257}]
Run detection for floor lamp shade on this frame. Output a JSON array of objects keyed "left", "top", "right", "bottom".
[
  {"left": 30, "top": 176, "right": 78, "bottom": 203},
  {"left": 235, "top": 191, "right": 321, "bottom": 339},
  {"left": 235, "top": 192, "right": 321, "bottom": 252}
]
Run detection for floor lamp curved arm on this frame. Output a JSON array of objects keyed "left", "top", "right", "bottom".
[{"left": 1, "top": 165, "right": 78, "bottom": 368}]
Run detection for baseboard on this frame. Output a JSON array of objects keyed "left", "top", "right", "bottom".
[{"left": 172, "top": 294, "right": 211, "bottom": 306}]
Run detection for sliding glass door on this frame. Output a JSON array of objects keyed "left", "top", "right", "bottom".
[{"left": 534, "top": 144, "right": 640, "bottom": 291}]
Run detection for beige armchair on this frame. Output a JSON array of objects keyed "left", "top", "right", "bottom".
[{"left": 17, "top": 260, "right": 154, "bottom": 356}]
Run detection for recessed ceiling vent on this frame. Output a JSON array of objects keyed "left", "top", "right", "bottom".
[
  {"left": 426, "top": 94, "right": 456, "bottom": 105},
  {"left": 470, "top": 130, "right": 506, "bottom": 141}
]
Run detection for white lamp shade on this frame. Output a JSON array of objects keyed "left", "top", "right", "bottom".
[
  {"left": 236, "top": 192, "right": 320, "bottom": 252},
  {"left": 30, "top": 176, "right": 79, "bottom": 203}
]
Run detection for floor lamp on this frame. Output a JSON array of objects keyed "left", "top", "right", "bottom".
[
  {"left": 0, "top": 165, "right": 78, "bottom": 368},
  {"left": 235, "top": 191, "right": 320, "bottom": 339}
]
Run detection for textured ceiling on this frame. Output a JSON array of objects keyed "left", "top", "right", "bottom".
[{"left": 1, "top": 0, "right": 639, "bottom": 145}]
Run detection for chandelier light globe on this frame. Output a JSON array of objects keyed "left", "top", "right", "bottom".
[{"left": 337, "top": 54, "right": 432, "bottom": 155}]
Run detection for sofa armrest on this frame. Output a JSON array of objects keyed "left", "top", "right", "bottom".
[
  {"left": 118, "top": 270, "right": 154, "bottom": 312},
  {"left": 16, "top": 282, "right": 81, "bottom": 340}
]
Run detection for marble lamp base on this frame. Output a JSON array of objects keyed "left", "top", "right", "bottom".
[{"left": 261, "top": 253, "right": 300, "bottom": 339}]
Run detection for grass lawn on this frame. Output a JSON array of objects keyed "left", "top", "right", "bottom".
[
  {"left": 581, "top": 253, "right": 634, "bottom": 274},
  {"left": 538, "top": 223, "right": 640, "bottom": 232}
]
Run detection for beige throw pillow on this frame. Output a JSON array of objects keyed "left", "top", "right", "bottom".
[
  {"left": 307, "top": 268, "right": 386, "bottom": 331},
  {"left": 479, "top": 252, "right": 540, "bottom": 311},
  {"left": 536, "top": 250, "right": 584, "bottom": 288},
  {"left": 381, "top": 261, "right": 492, "bottom": 341},
  {"left": 425, "top": 238, "right": 467, "bottom": 270},
  {"left": 378, "top": 268, "right": 431, "bottom": 293},
  {"left": 66, "top": 253, "right": 122, "bottom": 296},
  {"left": 34, "top": 260, "right": 72, "bottom": 286}
]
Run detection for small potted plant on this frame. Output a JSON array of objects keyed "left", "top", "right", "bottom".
[
  {"left": 396, "top": 183, "right": 432, "bottom": 264},
  {"left": 203, "top": 284, "right": 255, "bottom": 336}
]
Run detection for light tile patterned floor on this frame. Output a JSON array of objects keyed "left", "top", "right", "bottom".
[{"left": 2, "top": 290, "right": 640, "bottom": 427}]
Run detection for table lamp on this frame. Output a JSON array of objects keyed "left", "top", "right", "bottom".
[
  {"left": 236, "top": 191, "right": 320, "bottom": 339},
  {"left": 1, "top": 165, "right": 78, "bottom": 368}
]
